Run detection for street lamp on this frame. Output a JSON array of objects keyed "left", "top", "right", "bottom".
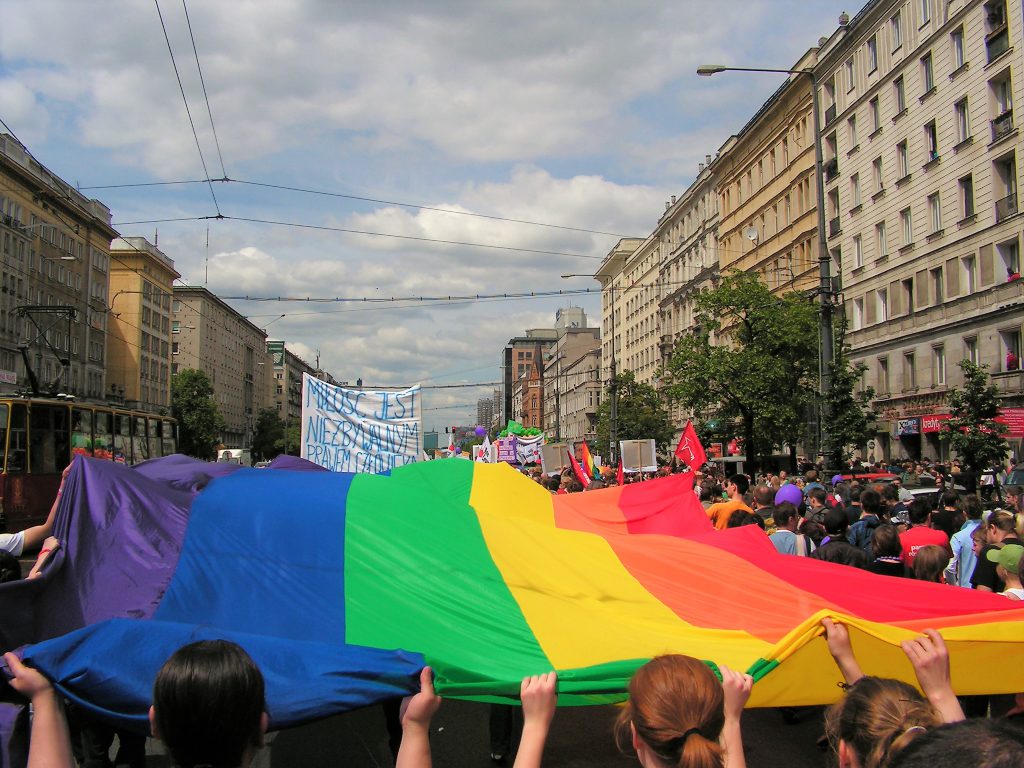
[
  {"left": 697, "top": 62, "right": 834, "bottom": 453},
  {"left": 562, "top": 272, "right": 618, "bottom": 463}
]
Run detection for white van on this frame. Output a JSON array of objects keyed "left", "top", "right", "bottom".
[{"left": 217, "top": 448, "right": 253, "bottom": 467}]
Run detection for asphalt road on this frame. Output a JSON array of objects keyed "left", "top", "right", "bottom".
[{"left": 141, "top": 699, "right": 828, "bottom": 767}]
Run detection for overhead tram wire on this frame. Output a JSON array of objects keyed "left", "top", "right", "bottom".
[
  {"left": 111, "top": 214, "right": 607, "bottom": 260},
  {"left": 80, "top": 177, "right": 634, "bottom": 239},
  {"left": 152, "top": 0, "right": 222, "bottom": 216},
  {"left": 181, "top": 0, "right": 227, "bottom": 179}
]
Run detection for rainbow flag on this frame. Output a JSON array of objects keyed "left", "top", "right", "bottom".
[
  {"left": 579, "top": 441, "right": 601, "bottom": 480},
  {"left": 8, "top": 457, "right": 1024, "bottom": 729}
]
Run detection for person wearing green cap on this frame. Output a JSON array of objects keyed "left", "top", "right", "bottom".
[{"left": 986, "top": 543, "right": 1024, "bottom": 600}]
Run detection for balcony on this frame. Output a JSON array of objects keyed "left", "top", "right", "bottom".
[
  {"left": 991, "top": 110, "right": 1014, "bottom": 143},
  {"left": 986, "top": 26, "right": 1010, "bottom": 63},
  {"left": 824, "top": 157, "right": 839, "bottom": 181},
  {"left": 996, "top": 192, "right": 1018, "bottom": 222},
  {"left": 824, "top": 103, "right": 837, "bottom": 125},
  {"left": 828, "top": 217, "right": 841, "bottom": 238}
]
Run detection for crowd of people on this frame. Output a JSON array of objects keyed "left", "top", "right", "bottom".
[{"left": 3, "top": 458, "right": 1024, "bottom": 767}]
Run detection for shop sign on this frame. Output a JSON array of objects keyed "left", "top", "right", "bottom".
[
  {"left": 921, "top": 414, "right": 950, "bottom": 433},
  {"left": 996, "top": 408, "right": 1024, "bottom": 437},
  {"left": 894, "top": 417, "right": 921, "bottom": 437}
]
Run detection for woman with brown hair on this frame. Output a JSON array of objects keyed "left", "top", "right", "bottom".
[
  {"left": 614, "top": 655, "right": 753, "bottom": 768},
  {"left": 822, "top": 619, "right": 964, "bottom": 768},
  {"left": 972, "top": 510, "right": 1023, "bottom": 592}
]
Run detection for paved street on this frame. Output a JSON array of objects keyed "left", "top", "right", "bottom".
[{"left": 141, "top": 699, "right": 827, "bottom": 767}]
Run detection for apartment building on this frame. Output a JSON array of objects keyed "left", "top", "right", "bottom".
[
  {"left": 500, "top": 328, "right": 557, "bottom": 427},
  {"left": 817, "top": 0, "right": 1024, "bottom": 460},
  {"left": 656, "top": 157, "right": 722, "bottom": 439},
  {"left": 540, "top": 307, "right": 601, "bottom": 445},
  {"left": 172, "top": 286, "right": 272, "bottom": 447},
  {"left": 107, "top": 237, "right": 179, "bottom": 411},
  {"left": 0, "top": 134, "right": 116, "bottom": 399},
  {"left": 715, "top": 50, "right": 822, "bottom": 295}
]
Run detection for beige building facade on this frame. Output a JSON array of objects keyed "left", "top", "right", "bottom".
[
  {"left": 107, "top": 237, "right": 178, "bottom": 411},
  {"left": 715, "top": 50, "right": 822, "bottom": 295},
  {"left": 172, "top": 286, "right": 272, "bottom": 447},
  {"left": 0, "top": 134, "right": 117, "bottom": 399},
  {"left": 818, "top": 0, "right": 1024, "bottom": 459},
  {"left": 541, "top": 319, "right": 601, "bottom": 446}
]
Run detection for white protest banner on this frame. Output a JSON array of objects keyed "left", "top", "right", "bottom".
[
  {"left": 515, "top": 434, "right": 544, "bottom": 465},
  {"left": 301, "top": 373, "right": 421, "bottom": 473}
]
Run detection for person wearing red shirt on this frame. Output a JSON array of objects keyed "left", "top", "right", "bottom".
[{"left": 899, "top": 499, "right": 951, "bottom": 568}]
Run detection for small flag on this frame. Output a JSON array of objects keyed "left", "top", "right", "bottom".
[
  {"left": 580, "top": 441, "right": 600, "bottom": 480},
  {"left": 674, "top": 420, "right": 707, "bottom": 469},
  {"left": 567, "top": 448, "right": 591, "bottom": 489}
]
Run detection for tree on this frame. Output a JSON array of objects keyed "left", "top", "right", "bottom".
[
  {"left": 939, "top": 360, "right": 1009, "bottom": 474},
  {"left": 251, "top": 407, "right": 285, "bottom": 461},
  {"left": 662, "top": 271, "right": 818, "bottom": 473},
  {"left": 595, "top": 371, "right": 675, "bottom": 457},
  {"left": 171, "top": 369, "right": 226, "bottom": 460},
  {"left": 823, "top": 345, "right": 877, "bottom": 468}
]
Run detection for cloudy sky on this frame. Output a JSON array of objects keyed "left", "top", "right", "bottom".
[{"left": 1, "top": 0, "right": 848, "bottom": 431}]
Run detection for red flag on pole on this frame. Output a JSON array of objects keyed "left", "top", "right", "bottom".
[
  {"left": 616, "top": 457, "right": 624, "bottom": 486},
  {"left": 567, "top": 448, "right": 591, "bottom": 489},
  {"left": 674, "top": 420, "right": 707, "bottom": 469}
]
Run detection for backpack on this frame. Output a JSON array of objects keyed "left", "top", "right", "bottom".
[{"left": 848, "top": 515, "right": 880, "bottom": 559}]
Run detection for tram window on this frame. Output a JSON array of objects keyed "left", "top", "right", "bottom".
[
  {"left": 147, "top": 417, "right": 159, "bottom": 459},
  {"left": 94, "top": 411, "right": 113, "bottom": 460},
  {"left": 30, "top": 405, "right": 70, "bottom": 474},
  {"left": 8, "top": 403, "right": 26, "bottom": 473},
  {"left": 113, "top": 413, "right": 131, "bottom": 464},
  {"left": 71, "top": 408, "right": 94, "bottom": 457},
  {"left": 161, "top": 420, "right": 176, "bottom": 456},
  {"left": 133, "top": 416, "right": 149, "bottom": 462}
]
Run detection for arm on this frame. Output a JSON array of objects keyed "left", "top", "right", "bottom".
[
  {"left": 27, "top": 537, "right": 61, "bottom": 579},
  {"left": 21, "top": 464, "right": 71, "bottom": 552},
  {"left": 900, "top": 629, "right": 964, "bottom": 723},
  {"left": 513, "top": 672, "right": 557, "bottom": 768},
  {"left": 822, "top": 618, "right": 864, "bottom": 684},
  {"left": 719, "top": 664, "right": 752, "bottom": 768},
  {"left": 396, "top": 667, "right": 441, "bottom": 768},
  {"left": 3, "top": 653, "right": 74, "bottom": 768}
]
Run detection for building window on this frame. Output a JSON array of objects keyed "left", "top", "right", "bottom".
[
  {"left": 854, "top": 235, "right": 863, "bottom": 268},
  {"left": 848, "top": 115, "right": 858, "bottom": 147},
  {"left": 1001, "top": 328, "right": 1022, "bottom": 371},
  {"left": 879, "top": 357, "right": 890, "bottom": 394},
  {"left": 851, "top": 174, "right": 861, "bottom": 207},
  {"left": 897, "top": 140, "right": 909, "bottom": 178},
  {"left": 172, "top": 320, "right": 180, "bottom": 334},
  {"left": 877, "top": 288, "right": 889, "bottom": 322},
  {"left": 891, "top": 11, "right": 903, "bottom": 50},
  {"left": 920, "top": 0, "right": 930, "bottom": 25},
  {"left": 989, "top": 72, "right": 1013, "bottom": 142},
  {"left": 954, "top": 98, "right": 970, "bottom": 143},
  {"left": 894, "top": 76, "right": 906, "bottom": 113},
  {"left": 997, "top": 237, "right": 1020, "bottom": 275},
  {"left": 986, "top": 1, "right": 1010, "bottom": 63},
  {"left": 928, "top": 192, "right": 942, "bottom": 232},
  {"left": 924, "top": 121, "right": 939, "bottom": 160},
  {"left": 962, "top": 254, "right": 977, "bottom": 293},
  {"left": 876, "top": 221, "right": 888, "bottom": 258},
  {"left": 921, "top": 52, "right": 934, "bottom": 92},
  {"left": 853, "top": 297, "right": 864, "bottom": 329},
  {"left": 904, "top": 351, "right": 917, "bottom": 391},
  {"left": 845, "top": 58, "right": 855, "bottom": 92},
  {"left": 903, "top": 278, "right": 915, "bottom": 314},
  {"left": 931, "top": 266, "right": 944, "bottom": 303},
  {"left": 933, "top": 346, "right": 946, "bottom": 386},
  {"left": 994, "top": 152, "right": 1018, "bottom": 221},
  {"left": 951, "top": 27, "right": 965, "bottom": 70},
  {"left": 901, "top": 207, "right": 913, "bottom": 245},
  {"left": 867, "top": 35, "right": 878, "bottom": 73},
  {"left": 965, "top": 336, "right": 980, "bottom": 365},
  {"left": 870, "top": 98, "right": 881, "bottom": 132},
  {"left": 959, "top": 174, "right": 975, "bottom": 218},
  {"left": 872, "top": 156, "right": 884, "bottom": 192},
  {"left": 172, "top": 342, "right": 179, "bottom": 355}
]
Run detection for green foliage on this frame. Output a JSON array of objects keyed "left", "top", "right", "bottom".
[
  {"left": 251, "top": 407, "right": 285, "bottom": 461},
  {"left": 171, "top": 369, "right": 226, "bottom": 460},
  {"left": 595, "top": 370, "right": 675, "bottom": 456},
  {"left": 662, "top": 271, "right": 818, "bottom": 472},
  {"left": 823, "top": 347, "right": 877, "bottom": 467},
  {"left": 939, "top": 360, "right": 1009, "bottom": 472}
]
